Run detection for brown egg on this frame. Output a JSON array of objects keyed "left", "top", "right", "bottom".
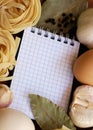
[{"left": 73, "top": 49, "right": 93, "bottom": 85}]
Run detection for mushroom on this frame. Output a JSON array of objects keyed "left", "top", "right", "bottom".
[{"left": 69, "top": 85, "right": 93, "bottom": 128}]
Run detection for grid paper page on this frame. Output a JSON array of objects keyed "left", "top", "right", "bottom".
[{"left": 10, "top": 27, "right": 80, "bottom": 119}]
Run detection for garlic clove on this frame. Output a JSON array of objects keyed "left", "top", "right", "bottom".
[
  {"left": 74, "top": 85, "right": 93, "bottom": 102},
  {"left": 0, "top": 84, "right": 13, "bottom": 108},
  {"left": 69, "top": 85, "right": 93, "bottom": 128},
  {"left": 70, "top": 104, "right": 93, "bottom": 128}
]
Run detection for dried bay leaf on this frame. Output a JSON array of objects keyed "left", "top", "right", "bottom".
[
  {"left": 29, "top": 94, "right": 76, "bottom": 130},
  {"left": 37, "top": 0, "right": 87, "bottom": 34}
]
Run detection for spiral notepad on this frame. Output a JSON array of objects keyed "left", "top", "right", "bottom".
[{"left": 10, "top": 27, "right": 80, "bottom": 119}]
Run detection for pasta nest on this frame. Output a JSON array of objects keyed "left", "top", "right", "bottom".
[
  {"left": 0, "top": 30, "right": 18, "bottom": 81},
  {"left": 0, "top": 0, "right": 41, "bottom": 34}
]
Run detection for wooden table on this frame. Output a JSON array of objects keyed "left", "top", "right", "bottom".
[{"left": 88, "top": 0, "right": 93, "bottom": 7}]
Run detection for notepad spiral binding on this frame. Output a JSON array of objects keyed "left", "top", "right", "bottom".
[{"left": 30, "top": 27, "right": 75, "bottom": 46}]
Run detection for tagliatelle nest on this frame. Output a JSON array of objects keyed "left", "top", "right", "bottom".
[
  {"left": 0, "top": 0, "right": 41, "bottom": 34},
  {"left": 0, "top": 30, "right": 20, "bottom": 81}
]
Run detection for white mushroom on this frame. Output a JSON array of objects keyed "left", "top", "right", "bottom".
[{"left": 69, "top": 85, "right": 93, "bottom": 128}]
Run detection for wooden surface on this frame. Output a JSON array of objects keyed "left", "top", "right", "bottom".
[{"left": 88, "top": 0, "right": 93, "bottom": 7}]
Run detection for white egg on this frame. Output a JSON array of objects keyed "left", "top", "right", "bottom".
[{"left": 0, "top": 108, "right": 35, "bottom": 130}]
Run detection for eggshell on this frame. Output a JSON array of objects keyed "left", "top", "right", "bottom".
[
  {"left": 0, "top": 108, "right": 35, "bottom": 130},
  {"left": 73, "top": 49, "right": 93, "bottom": 85}
]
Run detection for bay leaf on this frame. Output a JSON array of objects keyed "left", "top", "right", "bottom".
[
  {"left": 29, "top": 94, "right": 76, "bottom": 130},
  {"left": 37, "top": 0, "right": 87, "bottom": 34}
]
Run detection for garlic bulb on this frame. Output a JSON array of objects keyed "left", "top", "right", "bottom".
[
  {"left": 77, "top": 8, "right": 93, "bottom": 49},
  {"left": 69, "top": 85, "right": 93, "bottom": 128},
  {"left": 0, "top": 84, "right": 13, "bottom": 108}
]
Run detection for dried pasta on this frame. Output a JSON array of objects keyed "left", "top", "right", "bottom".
[
  {"left": 0, "top": 30, "right": 20, "bottom": 81},
  {"left": 0, "top": 0, "right": 41, "bottom": 34}
]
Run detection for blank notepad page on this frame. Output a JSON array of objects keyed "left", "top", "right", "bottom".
[{"left": 10, "top": 27, "right": 80, "bottom": 119}]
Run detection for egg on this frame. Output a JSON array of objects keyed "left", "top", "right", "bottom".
[
  {"left": 0, "top": 108, "right": 35, "bottom": 130},
  {"left": 73, "top": 49, "right": 93, "bottom": 85}
]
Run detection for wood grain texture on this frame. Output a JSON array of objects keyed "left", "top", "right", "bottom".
[{"left": 88, "top": 0, "right": 93, "bottom": 7}]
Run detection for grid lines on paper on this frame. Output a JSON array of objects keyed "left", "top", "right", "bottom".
[{"left": 10, "top": 27, "right": 80, "bottom": 119}]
